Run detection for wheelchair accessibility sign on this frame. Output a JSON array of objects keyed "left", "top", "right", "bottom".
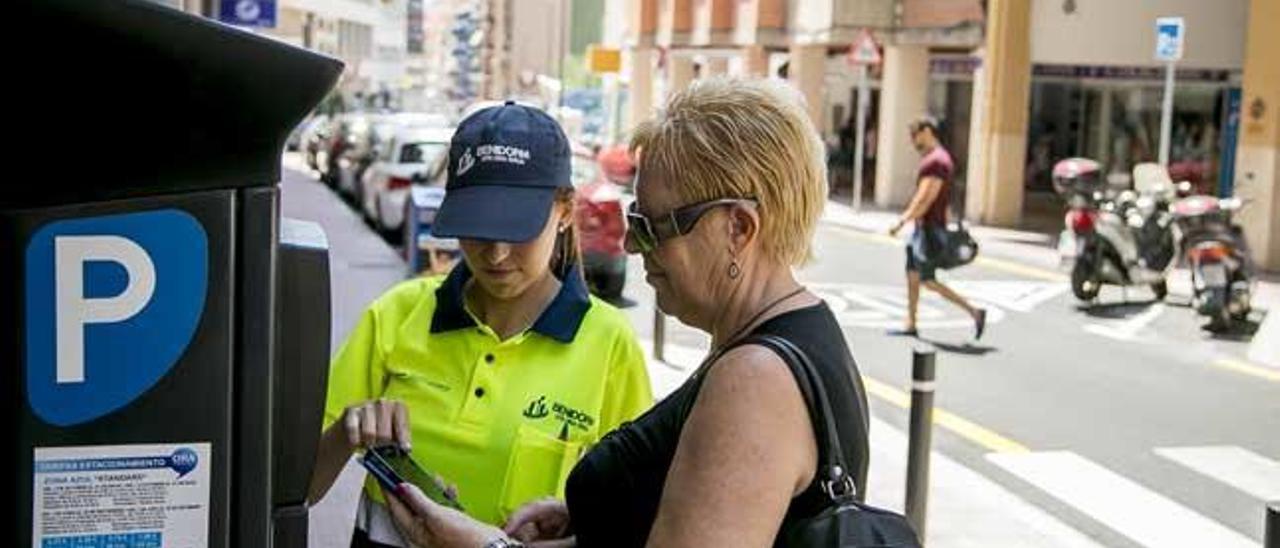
[{"left": 25, "top": 209, "right": 208, "bottom": 426}]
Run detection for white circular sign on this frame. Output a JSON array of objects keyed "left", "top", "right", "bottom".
[{"left": 235, "top": 0, "right": 261, "bottom": 22}]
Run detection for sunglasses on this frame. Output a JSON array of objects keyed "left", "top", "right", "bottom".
[{"left": 624, "top": 198, "right": 757, "bottom": 254}]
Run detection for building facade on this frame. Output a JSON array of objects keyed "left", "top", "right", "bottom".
[{"left": 620, "top": 0, "right": 1280, "bottom": 269}]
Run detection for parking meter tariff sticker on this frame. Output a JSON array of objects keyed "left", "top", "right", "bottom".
[
  {"left": 25, "top": 210, "right": 208, "bottom": 427},
  {"left": 32, "top": 443, "right": 212, "bottom": 548}
]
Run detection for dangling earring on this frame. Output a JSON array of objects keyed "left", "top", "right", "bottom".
[{"left": 728, "top": 257, "right": 741, "bottom": 279}]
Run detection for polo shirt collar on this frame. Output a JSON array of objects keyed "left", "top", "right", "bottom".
[{"left": 430, "top": 262, "right": 592, "bottom": 343}]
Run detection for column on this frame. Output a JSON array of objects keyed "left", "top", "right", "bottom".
[
  {"left": 874, "top": 44, "right": 930, "bottom": 208},
  {"left": 788, "top": 44, "right": 826, "bottom": 131},
  {"left": 1235, "top": 0, "right": 1280, "bottom": 270},
  {"left": 966, "top": 0, "right": 1032, "bottom": 226},
  {"left": 667, "top": 54, "right": 696, "bottom": 96},
  {"left": 740, "top": 45, "right": 769, "bottom": 77},
  {"left": 626, "top": 47, "right": 656, "bottom": 133}
]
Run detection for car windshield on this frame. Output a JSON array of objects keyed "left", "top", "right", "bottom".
[{"left": 401, "top": 142, "right": 447, "bottom": 165}]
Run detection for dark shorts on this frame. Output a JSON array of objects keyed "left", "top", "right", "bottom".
[{"left": 906, "top": 225, "right": 946, "bottom": 282}]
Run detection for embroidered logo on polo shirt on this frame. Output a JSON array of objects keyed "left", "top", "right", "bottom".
[
  {"left": 522, "top": 394, "right": 596, "bottom": 432},
  {"left": 523, "top": 395, "right": 549, "bottom": 419}
]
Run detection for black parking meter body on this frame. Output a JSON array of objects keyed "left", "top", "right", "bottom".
[{"left": 6, "top": 2, "right": 342, "bottom": 546}]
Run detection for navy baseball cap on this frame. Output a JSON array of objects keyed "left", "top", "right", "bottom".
[{"left": 432, "top": 101, "right": 572, "bottom": 242}]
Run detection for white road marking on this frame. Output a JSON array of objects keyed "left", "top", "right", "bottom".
[
  {"left": 988, "top": 451, "right": 1257, "bottom": 548},
  {"left": 1155, "top": 446, "right": 1280, "bottom": 502},
  {"left": 866, "top": 418, "right": 1103, "bottom": 548},
  {"left": 1082, "top": 303, "right": 1166, "bottom": 341},
  {"left": 808, "top": 282, "right": 1025, "bottom": 330},
  {"left": 948, "top": 280, "right": 1069, "bottom": 313}
]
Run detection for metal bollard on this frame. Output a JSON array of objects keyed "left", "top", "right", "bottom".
[
  {"left": 1266, "top": 501, "right": 1277, "bottom": 548},
  {"left": 653, "top": 306, "right": 666, "bottom": 363},
  {"left": 905, "top": 346, "right": 937, "bottom": 540}
]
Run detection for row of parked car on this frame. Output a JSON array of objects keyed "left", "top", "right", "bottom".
[{"left": 288, "top": 109, "right": 637, "bottom": 303}]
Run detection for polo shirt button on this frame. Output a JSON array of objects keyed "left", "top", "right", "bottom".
[
  {"left": 474, "top": 387, "right": 486, "bottom": 398},
  {"left": 484, "top": 354, "right": 495, "bottom": 364}
]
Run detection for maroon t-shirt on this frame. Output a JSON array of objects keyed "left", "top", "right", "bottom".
[{"left": 917, "top": 146, "right": 953, "bottom": 227}]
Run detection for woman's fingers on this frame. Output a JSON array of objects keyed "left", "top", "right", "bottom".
[
  {"left": 503, "top": 499, "right": 564, "bottom": 536},
  {"left": 343, "top": 407, "right": 362, "bottom": 449},
  {"left": 343, "top": 399, "right": 410, "bottom": 449},
  {"left": 359, "top": 403, "right": 378, "bottom": 447},
  {"left": 511, "top": 523, "right": 540, "bottom": 543},
  {"left": 503, "top": 504, "right": 538, "bottom": 535},
  {"left": 397, "top": 483, "right": 436, "bottom": 516},
  {"left": 380, "top": 484, "right": 416, "bottom": 527},
  {"left": 391, "top": 400, "right": 412, "bottom": 450},
  {"left": 375, "top": 399, "right": 394, "bottom": 446}
]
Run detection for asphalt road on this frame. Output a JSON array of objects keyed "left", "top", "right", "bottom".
[{"left": 619, "top": 218, "right": 1278, "bottom": 547}]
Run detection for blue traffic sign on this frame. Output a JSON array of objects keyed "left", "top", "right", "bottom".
[{"left": 1155, "top": 17, "right": 1184, "bottom": 62}]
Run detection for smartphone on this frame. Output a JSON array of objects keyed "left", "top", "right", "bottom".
[
  {"left": 359, "top": 447, "right": 410, "bottom": 503},
  {"left": 366, "top": 445, "right": 465, "bottom": 511}
]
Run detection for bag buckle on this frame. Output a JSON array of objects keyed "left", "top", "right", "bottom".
[{"left": 820, "top": 466, "right": 857, "bottom": 500}]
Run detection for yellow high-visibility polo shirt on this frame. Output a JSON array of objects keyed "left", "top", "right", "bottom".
[{"left": 324, "top": 263, "right": 653, "bottom": 526}]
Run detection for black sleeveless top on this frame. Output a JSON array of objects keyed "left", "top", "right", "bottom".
[{"left": 564, "top": 302, "right": 870, "bottom": 547}]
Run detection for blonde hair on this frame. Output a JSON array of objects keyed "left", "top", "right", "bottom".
[{"left": 630, "top": 77, "right": 827, "bottom": 265}]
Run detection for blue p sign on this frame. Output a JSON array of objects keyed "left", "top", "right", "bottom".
[{"left": 25, "top": 210, "right": 208, "bottom": 426}]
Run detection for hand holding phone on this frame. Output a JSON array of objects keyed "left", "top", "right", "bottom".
[{"left": 360, "top": 445, "right": 464, "bottom": 511}]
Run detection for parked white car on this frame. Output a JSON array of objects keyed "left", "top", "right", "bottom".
[{"left": 360, "top": 126, "right": 454, "bottom": 236}]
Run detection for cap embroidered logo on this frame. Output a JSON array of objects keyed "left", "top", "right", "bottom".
[{"left": 457, "top": 147, "right": 477, "bottom": 176}]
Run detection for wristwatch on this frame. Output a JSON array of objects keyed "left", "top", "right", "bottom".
[{"left": 483, "top": 538, "right": 525, "bottom": 548}]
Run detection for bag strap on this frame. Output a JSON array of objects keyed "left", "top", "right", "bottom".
[{"left": 746, "top": 334, "right": 858, "bottom": 501}]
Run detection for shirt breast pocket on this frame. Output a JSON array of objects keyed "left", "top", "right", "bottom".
[
  {"left": 380, "top": 365, "right": 458, "bottom": 412},
  {"left": 499, "top": 424, "right": 584, "bottom": 518}
]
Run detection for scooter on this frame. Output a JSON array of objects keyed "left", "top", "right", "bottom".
[
  {"left": 1170, "top": 194, "right": 1253, "bottom": 331},
  {"left": 1054, "top": 161, "right": 1178, "bottom": 302},
  {"left": 1054, "top": 158, "right": 1103, "bottom": 266}
]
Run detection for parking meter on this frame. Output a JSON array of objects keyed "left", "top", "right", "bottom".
[{"left": 6, "top": 2, "right": 343, "bottom": 547}]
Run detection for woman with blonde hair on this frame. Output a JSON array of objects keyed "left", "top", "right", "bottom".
[{"left": 375, "top": 79, "right": 871, "bottom": 548}]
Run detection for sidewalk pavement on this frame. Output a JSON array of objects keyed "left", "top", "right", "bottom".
[
  {"left": 280, "top": 156, "right": 401, "bottom": 547},
  {"left": 820, "top": 199, "right": 1279, "bottom": 369},
  {"left": 641, "top": 340, "right": 1105, "bottom": 548}
]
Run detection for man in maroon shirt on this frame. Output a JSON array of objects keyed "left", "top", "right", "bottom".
[{"left": 888, "top": 117, "right": 986, "bottom": 339}]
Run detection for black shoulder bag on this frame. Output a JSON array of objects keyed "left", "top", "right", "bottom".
[
  {"left": 751, "top": 334, "right": 922, "bottom": 548},
  {"left": 938, "top": 220, "right": 979, "bottom": 270}
]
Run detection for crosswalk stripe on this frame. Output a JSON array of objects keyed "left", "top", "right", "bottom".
[
  {"left": 988, "top": 451, "right": 1258, "bottom": 548},
  {"left": 865, "top": 418, "right": 1104, "bottom": 547},
  {"left": 1155, "top": 445, "right": 1280, "bottom": 502}
]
